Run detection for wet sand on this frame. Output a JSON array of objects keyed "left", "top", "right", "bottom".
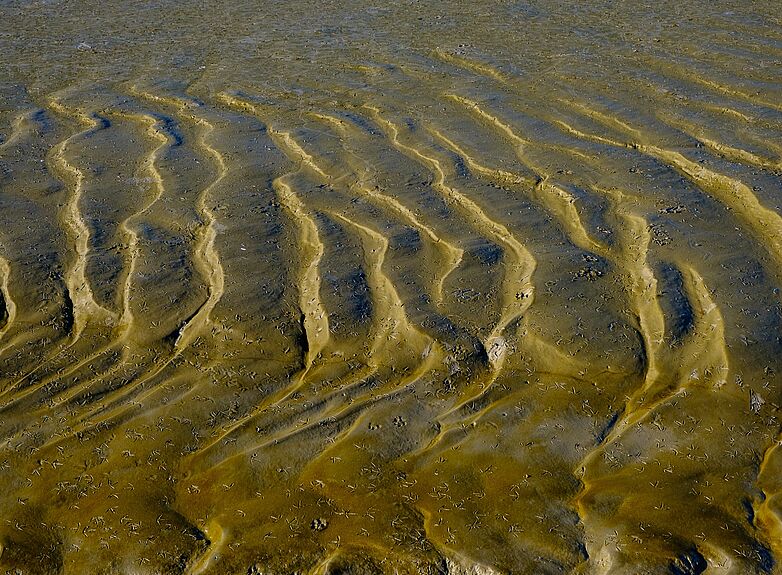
[{"left": 1, "top": 1, "right": 781, "bottom": 573}]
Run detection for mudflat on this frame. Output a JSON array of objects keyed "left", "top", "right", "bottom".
[{"left": 0, "top": 1, "right": 781, "bottom": 573}]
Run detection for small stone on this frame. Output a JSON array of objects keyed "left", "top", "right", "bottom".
[
  {"left": 750, "top": 390, "right": 765, "bottom": 414},
  {"left": 487, "top": 337, "right": 507, "bottom": 366}
]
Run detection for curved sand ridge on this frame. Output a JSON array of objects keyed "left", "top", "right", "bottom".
[
  {"left": 573, "top": 187, "right": 730, "bottom": 468},
  {"left": 173, "top": 93, "right": 335, "bottom": 468},
  {"left": 0, "top": 20, "right": 781, "bottom": 574},
  {"left": 47, "top": 99, "right": 118, "bottom": 337},
  {"left": 0, "top": 102, "right": 121, "bottom": 403},
  {"left": 435, "top": 96, "right": 606, "bottom": 256},
  {"left": 437, "top": 53, "right": 782, "bottom": 276},
  {"left": 365, "top": 105, "right": 536, "bottom": 368},
  {"left": 218, "top": 93, "right": 330, "bottom": 373},
  {"left": 310, "top": 111, "right": 465, "bottom": 307},
  {"left": 0, "top": 257, "right": 16, "bottom": 344},
  {"left": 41, "top": 108, "right": 176, "bottom": 418},
  {"left": 549, "top": 105, "right": 782, "bottom": 276},
  {"left": 112, "top": 109, "right": 170, "bottom": 330},
  {"left": 328, "top": 210, "right": 437, "bottom": 369},
  {"left": 127, "top": 86, "right": 227, "bottom": 353},
  {"left": 46, "top": 91, "right": 233, "bottom": 434}
]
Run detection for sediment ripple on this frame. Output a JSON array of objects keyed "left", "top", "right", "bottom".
[
  {"left": 1, "top": 4, "right": 781, "bottom": 573},
  {"left": 47, "top": 99, "right": 118, "bottom": 337}
]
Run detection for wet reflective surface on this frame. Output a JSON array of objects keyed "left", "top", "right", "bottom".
[{"left": 1, "top": 1, "right": 781, "bottom": 573}]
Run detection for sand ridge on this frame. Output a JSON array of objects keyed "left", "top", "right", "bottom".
[{"left": 0, "top": 2, "right": 781, "bottom": 573}]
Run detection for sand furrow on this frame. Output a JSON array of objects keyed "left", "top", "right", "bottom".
[
  {"left": 755, "top": 435, "right": 782, "bottom": 563},
  {"left": 47, "top": 99, "right": 118, "bottom": 336},
  {"left": 48, "top": 91, "right": 234, "bottom": 429},
  {"left": 183, "top": 98, "right": 447, "bottom": 472},
  {"left": 310, "top": 112, "right": 464, "bottom": 306},
  {"left": 574, "top": 263, "right": 730, "bottom": 570},
  {"left": 679, "top": 265, "right": 730, "bottom": 387},
  {"left": 25, "top": 109, "right": 190, "bottom": 424},
  {"left": 644, "top": 145, "right": 782, "bottom": 270},
  {"left": 642, "top": 55, "right": 782, "bottom": 114},
  {"left": 575, "top": 259, "right": 729, "bottom": 483},
  {"left": 440, "top": 94, "right": 603, "bottom": 229},
  {"left": 432, "top": 49, "right": 510, "bottom": 84},
  {"left": 0, "top": 102, "right": 124, "bottom": 399},
  {"left": 658, "top": 116, "right": 782, "bottom": 171},
  {"left": 585, "top": 190, "right": 667, "bottom": 444},
  {"left": 429, "top": 125, "right": 606, "bottom": 257},
  {"left": 553, "top": 113, "right": 782, "bottom": 275},
  {"left": 49, "top": 356, "right": 178, "bottom": 443},
  {"left": 557, "top": 98, "right": 642, "bottom": 139},
  {"left": 0, "top": 343, "right": 118, "bottom": 409},
  {"left": 693, "top": 134, "right": 781, "bottom": 171},
  {"left": 551, "top": 118, "right": 626, "bottom": 149},
  {"left": 174, "top": 125, "right": 225, "bottom": 349},
  {"left": 129, "top": 88, "right": 227, "bottom": 350},
  {"left": 162, "top": 97, "right": 332, "bottom": 464},
  {"left": 217, "top": 93, "right": 327, "bottom": 176},
  {"left": 320, "top": 212, "right": 446, "bottom": 420},
  {"left": 217, "top": 93, "right": 330, "bottom": 371},
  {"left": 179, "top": 119, "right": 441, "bottom": 472},
  {"left": 365, "top": 105, "right": 536, "bottom": 364},
  {"left": 427, "top": 127, "right": 535, "bottom": 188},
  {"left": 200, "top": 369, "right": 429, "bottom": 477},
  {"left": 45, "top": 358, "right": 129, "bottom": 408},
  {"left": 329, "top": 211, "right": 432, "bottom": 363},
  {"left": 422, "top": 192, "right": 636, "bottom": 452},
  {"left": 445, "top": 94, "right": 529, "bottom": 152},
  {"left": 271, "top": 174, "right": 329, "bottom": 371},
  {"left": 36, "top": 111, "right": 173, "bottom": 411},
  {"left": 0, "top": 257, "right": 16, "bottom": 342},
  {"left": 192, "top": 339, "right": 439, "bottom": 476},
  {"left": 110, "top": 111, "right": 171, "bottom": 331},
  {"left": 581, "top": 191, "right": 727, "bottom": 456}
]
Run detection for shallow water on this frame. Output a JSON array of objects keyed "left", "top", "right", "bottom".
[{"left": 1, "top": 1, "right": 781, "bottom": 573}]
